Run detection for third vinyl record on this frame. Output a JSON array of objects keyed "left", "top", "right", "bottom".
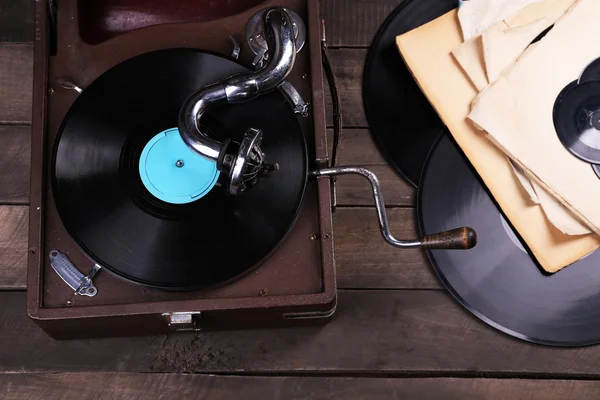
[{"left": 418, "top": 135, "right": 600, "bottom": 346}]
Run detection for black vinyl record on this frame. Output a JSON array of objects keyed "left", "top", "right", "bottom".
[
  {"left": 554, "top": 80, "right": 600, "bottom": 164},
  {"left": 580, "top": 57, "right": 600, "bottom": 84},
  {"left": 52, "top": 49, "right": 307, "bottom": 290},
  {"left": 418, "top": 135, "right": 600, "bottom": 346},
  {"left": 363, "top": 0, "right": 457, "bottom": 186}
]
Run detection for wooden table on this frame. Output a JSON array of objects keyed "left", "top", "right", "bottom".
[{"left": 2, "top": 1, "right": 600, "bottom": 398}]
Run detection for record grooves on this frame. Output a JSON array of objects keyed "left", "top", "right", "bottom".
[
  {"left": 554, "top": 80, "right": 600, "bottom": 164},
  {"left": 418, "top": 135, "right": 600, "bottom": 347},
  {"left": 363, "top": 0, "right": 457, "bottom": 186},
  {"left": 52, "top": 49, "right": 308, "bottom": 290}
]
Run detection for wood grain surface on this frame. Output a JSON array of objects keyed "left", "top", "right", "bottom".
[
  {"left": 324, "top": 49, "right": 369, "bottom": 127},
  {"left": 0, "top": 44, "right": 32, "bottom": 124},
  {"left": 327, "top": 128, "right": 387, "bottom": 165},
  {"left": 336, "top": 165, "right": 414, "bottom": 206},
  {"left": 0, "top": 206, "right": 27, "bottom": 289},
  {"left": 0, "top": 1, "right": 34, "bottom": 43},
  {"left": 3, "top": 373, "right": 600, "bottom": 400},
  {"left": 334, "top": 208, "right": 437, "bottom": 289},
  {"left": 0, "top": 125, "right": 30, "bottom": 204},
  {"left": 321, "top": 0, "right": 402, "bottom": 47},
  {"left": 4, "top": 290, "right": 600, "bottom": 376},
  {"left": 1, "top": 0, "right": 597, "bottom": 399}
]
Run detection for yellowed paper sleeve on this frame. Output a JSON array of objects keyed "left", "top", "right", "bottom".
[
  {"left": 452, "top": 0, "right": 577, "bottom": 93},
  {"left": 457, "top": 0, "right": 542, "bottom": 41},
  {"left": 396, "top": 9, "right": 600, "bottom": 272},
  {"left": 469, "top": 0, "right": 600, "bottom": 235},
  {"left": 529, "top": 177, "right": 592, "bottom": 236},
  {"left": 452, "top": 36, "right": 488, "bottom": 91},
  {"left": 452, "top": 0, "right": 590, "bottom": 236},
  {"left": 482, "top": 0, "right": 577, "bottom": 83}
]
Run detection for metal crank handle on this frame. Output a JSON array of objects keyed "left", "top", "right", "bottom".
[{"left": 310, "top": 167, "right": 477, "bottom": 250}]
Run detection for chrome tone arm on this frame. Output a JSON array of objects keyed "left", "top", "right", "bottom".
[
  {"left": 178, "top": 84, "right": 229, "bottom": 162},
  {"left": 224, "top": 8, "right": 296, "bottom": 103},
  {"left": 311, "top": 167, "right": 477, "bottom": 250},
  {"left": 279, "top": 81, "right": 309, "bottom": 117},
  {"left": 178, "top": 7, "right": 297, "bottom": 165}
]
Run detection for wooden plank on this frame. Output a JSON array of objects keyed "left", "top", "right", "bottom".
[
  {"left": 0, "top": 0, "right": 34, "bottom": 43},
  {"left": 0, "top": 44, "right": 33, "bottom": 124},
  {"left": 3, "top": 373, "right": 600, "bottom": 400},
  {"left": 322, "top": 0, "right": 403, "bottom": 47},
  {"left": 0, "top": 125, "right": 30, "bottom": 204},
  {"left": 334, "top": 208, "right": 437, "bottom": 289},
  {"left": 324, "top": 49, "right": 368, "bottom": 127},
  {"left": 0, "top": 206, "right": 27, "bottom": 289},
  {"left": 327, "top": 128, "right": 386, "bottom": 165},
  {"left": 321, "top": 0, "right": 402, "bottom": 47},
  {"left": 5, "top": 290, "right": 600, "bottom": 375},
  {"left": 335, "top": 165, "right": 414, "bottom": 207}
]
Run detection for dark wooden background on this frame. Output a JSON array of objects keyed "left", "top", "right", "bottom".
[{"left": 2, "top": 0, "right": 600, "bottom": 398}]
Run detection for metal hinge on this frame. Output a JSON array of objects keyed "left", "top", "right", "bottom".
[{"left": 162, "top": 311, "right": 202, "bottom": 331}]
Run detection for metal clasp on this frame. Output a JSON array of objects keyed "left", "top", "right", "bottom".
[{"left": 162, "top": 311, "right": 202, "bottom": 332}]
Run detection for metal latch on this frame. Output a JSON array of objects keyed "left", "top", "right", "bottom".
[
  {"left": 162, "top": 311, "right": 202, "bottom": 331},
  {"left": 49, "top": 250, "right": 101, "bottom": 297}
]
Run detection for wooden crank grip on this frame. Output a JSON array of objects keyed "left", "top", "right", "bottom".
[{"left": 421, "top": 227, "right": 477, "bottom": 250}]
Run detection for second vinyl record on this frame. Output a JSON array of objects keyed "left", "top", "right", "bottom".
[
  {"left": 418, "top": 135, "right": 600, "bottom": 346},
  {"left": 363, "top": 0, "right": 457, "bottom": 186}
]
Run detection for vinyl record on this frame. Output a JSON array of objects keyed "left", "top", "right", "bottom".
[
  {"left": 592, "top": 163, "right": 600, "bottom": 178},
  {"left": 580, "top": 57, "right": 600, "bottom": 84},
  {"left": 52, "top": 49, "right": 307, "bottom": 290},
  {"left": 554, "top": 80, "right": 600, "bottom": 164},
  {"left": 363, "top": 0, "right": 457, "bottom": 186},
  {"left": 418, "top": 135, "right": 600, "bottom": 346}
]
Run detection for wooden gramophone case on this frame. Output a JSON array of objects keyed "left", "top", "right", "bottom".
[{"left": 27, "top": 0, "right": 336, "bottom": 340}]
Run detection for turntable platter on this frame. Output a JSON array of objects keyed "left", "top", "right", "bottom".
[{"left": 52, "top": 49, "right": 307, "bottom": 290}]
